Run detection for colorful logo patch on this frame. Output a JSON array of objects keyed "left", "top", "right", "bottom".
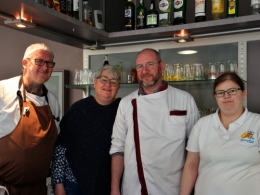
[{"left": 240, "top": 131, "right": 255, "bottom": 144}]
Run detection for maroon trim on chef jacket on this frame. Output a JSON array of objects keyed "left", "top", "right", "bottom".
[
  {"left": 170, "top": 110, "right": 187, "bottom": 116},
  {"left": 131, "top": 98, "right": 148, "bottom": 195}
]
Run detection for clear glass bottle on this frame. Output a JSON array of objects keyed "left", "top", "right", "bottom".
[
  {"left": 82, "top": 0, "right": 93, "bottom": 25},
  {"left": 212, "top": 0, "right": 224, "bottom": 20},
  {"left": 158, "top": 0, "right": 172, "bottom": 27},
  {"left": 251, "top": 0, "right": 260, "bottom": 15},
  {"left": 136, "top": 0, "right": 147, "bottom": 29},
  {"left": 173, "top": 0, "right": 186, "bottom": 25},
  {"left": 124, "top": 0, "right": 136, "bottom": 30},
  {"left": 146, "top": 0, "right": 159, "bottom": 28},
  {"left": 226, "top": 0, "right": 238, "bottom": 18},
  {"left": 195, "top": 0, "right": 206, "bottom": 22}
]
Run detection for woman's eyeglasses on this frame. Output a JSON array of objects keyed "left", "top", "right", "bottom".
[{"left": 214, "top": 88, "right": 241, "bottom": 97}]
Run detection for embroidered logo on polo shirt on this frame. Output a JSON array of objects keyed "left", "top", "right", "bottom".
[{"left": 240, "top": 131, "right": 254, "bottom": 144}]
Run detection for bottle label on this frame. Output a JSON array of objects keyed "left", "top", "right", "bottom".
[
  {"left": 73, "top": 0, "right": 79, "bottom": 11},
  {"left": 195, "top": 0, "right": 206, "bottom": 17},
  {"left": 147, "top": 14, "right": 157, "bottom": 25},
  {"left": 174, "top": 0, "right": 183, "bottom": 9},
  {"left": 228, "top": 0, "right": 236, "bottom": 14},
  {"left": 174, "top": 10, "right": 183, "bottom": 18},
  {"left": 159, "top": 0, "right": 169, "bottom": 11},
  {"left": 212, "top": 0, "right": 224, "bottom": 13},
  {"left": 125, "top": 9, "right": 132, "bottom": 17},
  {"left": 137, "top": 13, "right": 145, "bottom": 27},
  {"left": 251, "top": 0, "right": 260, "bottom": 6},
  {"left": 159, "top": 13, "right": 168, "bottom": 20}
]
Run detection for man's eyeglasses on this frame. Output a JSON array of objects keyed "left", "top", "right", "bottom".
[
  {"left": 214, "top": 88, "right": 241, "bottom": 97},
  {"left": 98, "top": 76, "right": 119, "bottom": 86},
  {"left": 136, "top": 61, "right": 161, "bottom": 72},
  {"left": 27, "top": 58, "right": 56, "bottom": 68}
]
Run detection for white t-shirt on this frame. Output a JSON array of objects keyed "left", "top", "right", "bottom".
[
  {"left": 0, "top": 76, "right": 60, "bottom": 138},
  {"left": 187, "top": 108, "right": 260, "bottom": 195}
]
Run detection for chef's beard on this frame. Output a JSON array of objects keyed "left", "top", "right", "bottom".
[{"left": 141, "top": 70, "right": 162, "bottom": 88}]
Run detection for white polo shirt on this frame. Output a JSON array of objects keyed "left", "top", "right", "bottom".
[
  {"left": 0, "top": 76, "right": 60, "bottom": 138},
  {"left": 187, "top": 108, "right": 260, "bottom": 195}
]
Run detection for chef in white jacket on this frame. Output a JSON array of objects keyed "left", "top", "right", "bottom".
[{"left": 110, "top": 48, "right": 200, "bottom": 195}]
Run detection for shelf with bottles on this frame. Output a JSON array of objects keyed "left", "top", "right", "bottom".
[
  {"left": 65, "top": 79, "right": 216, "bottom": 89},
  {"left": 1, "top": 0, "right": 260, "bottom": 49}
]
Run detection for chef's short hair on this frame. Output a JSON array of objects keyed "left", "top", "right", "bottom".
[
  {"left": 94, "top": 65, "right": 121, "bottom": 81},
  {"left": 23, "top": 43, "right": 54, "bottom": 59}
]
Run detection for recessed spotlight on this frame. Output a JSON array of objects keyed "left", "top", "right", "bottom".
[{"left": 178, "top": 50, "right": 198, "bottom": 55}]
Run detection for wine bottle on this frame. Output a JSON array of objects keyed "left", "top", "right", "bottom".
[
  {"left": 53, "top": 0, "right": 61, "bottom": 12},
  {"left": 60, "top": 0, "right": 66, "bottom": 14},
  {"left": 73, "top": 0, "right": 80, "bottom": 20},
  {"left": 226, "top": 0, "right": 238, "bottom": 18},
  {"left": 103, "top": 55, "right": 109, "bottom": 66},
  {"left": 124, "top": 0, "right": 135, "bottom": 30},
  {"left": 195, "top": 0, "right": 206, "bottom": 22},
  {"left": 136, "top": 0, "right": 147, "bottom": 29},
  {"left": 66, "top": 0, "right": 73, "bottom": 16},
  {"left": 173, "top": 0, "right": 186, "bottom": 25},
  {"left": 83, "top": 0, "right": 93, "bottom": 25},
  {"left": 212, "top": 0, "right": 224, "bottom": 20},
  {"left": 146, "top": 0, "right": 159, "bottom": 28},
  {"left": 251, "top": 0, "right": 260, "bottom": 14},
  {"left": 158, "top": 0, "right": 173, "bottom": 27}
]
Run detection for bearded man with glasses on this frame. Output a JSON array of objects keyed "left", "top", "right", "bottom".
[
  {"left": 110, "top": 48, "right": 200, "bottom": 195},
  {"left": 0, "top": 43, "right": 60, "bottom": 195}
]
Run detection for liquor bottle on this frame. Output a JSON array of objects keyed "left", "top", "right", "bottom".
[
  {"left": 53, "top": 0, "right": 61, "bottom": 12},
  {"left": 146, "top": 0, "right": 159, "bottom": 28},
  {"left": 226, "top": 0, "right": 238, "bottom": 18},
  {"left": 251, "top": 0, "right": 260, "bottom": 14},
  {"left": 212, "top": 0, "right": 224, "bottom": 20},
  {"left": 124, "top": 0, "right": 135, "bottom": 30},
  {"left": 66, "top": 0, "right": 73, "bottom": 16},
  {"left": 47, "top": 0, "right": 54, "bottom": 9},
  {"left": 136, "top": 0, "right": 147, "bottom": 29},
  {"left": 158, "top": 0, "right": 172, "bottom": 27},
  {"left": 73, "top": 0, "right": 80, "bottom": 20},
  {"left": 60, "top": 0, "right": 66, "bottom": 14},
  {"left": 103, "top": 55, "right": 109, "bottom": 66},
  {"left": 173, "top": 0, "right": 186, "bottom": 25},
  {"left": 195, "top": 0, "right": 206, "bottom": 22},
  {"left": 130, "top": 66, "right": 138, "bottom": 83},
  {"left": 82, "top": 0, "right": 93, "bottom": 25}
]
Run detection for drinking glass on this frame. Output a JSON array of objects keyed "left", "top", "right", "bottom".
[{"left": 74, "top": 69, "right": 81, "bottom": 85}]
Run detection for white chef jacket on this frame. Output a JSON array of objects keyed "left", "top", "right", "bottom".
[
  {"left": 110, "top": 85, "right": 200, "bottom": 195},
  {"left": 187, "top": 108, "right": 260, "bottom": 195},
  {"left": 0, "top": 76, "right": 60, "bottom": 138}
]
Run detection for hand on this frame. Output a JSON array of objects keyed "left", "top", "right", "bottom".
[{"left": 54, "top": 183, "right": 66, "bottom": 195}]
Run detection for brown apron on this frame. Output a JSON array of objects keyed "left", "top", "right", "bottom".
[{"left": 0, "top": 76, "right": 58, "bottom": 195}]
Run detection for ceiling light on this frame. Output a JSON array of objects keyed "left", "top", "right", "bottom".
[
  {"left": 178, "top": 50, "right": 198, "bottom": 55},
  {"left": 4, "top": 19, "right": 35, "bottom": 28},
  {"left": 173, "top": 36, "right": 194, "bottom": 43},
  {"left": 87, "top": 41, "right": 105, "bottom": 50}
]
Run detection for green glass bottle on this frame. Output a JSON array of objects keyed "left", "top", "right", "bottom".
[
  {"left": 73, "top": 0, "right": 79, "bottom": 20},
  {"left": 158, "top": 0, "right": 172, "bottom": 27},
  {"left": 136, "top": 0, "right": 147, "bottom": 29},
  {"left": 173, "top": 0, "right": 186, "bottom": 25},
  {"left": 146, "top": 0, "right": 159, "bottom": 28},
  {"left": 124, "top": 0, "right": 135, "bottom": 30},
  {"left": 226, "top": 0, "right": 239, "bottom": 18}
]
